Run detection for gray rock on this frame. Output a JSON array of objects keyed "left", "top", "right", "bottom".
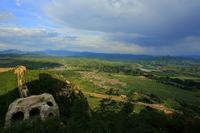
[{"left": 5, "top": 93, "right": 59, "bottom": 128}]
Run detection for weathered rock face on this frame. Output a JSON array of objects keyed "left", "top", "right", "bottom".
[
  {"left": 14, "top": 65, "right": 29, "bottom": 98},
  {"left": 57, "top": 80, "right": 73, "bottom": 97},
  {"left": 5, "top": 93, "right": 59, "bottom": 128}
]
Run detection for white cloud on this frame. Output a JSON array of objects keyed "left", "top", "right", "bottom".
[
  {"left": 0, "top": 11, "right": 15, "bottom": 22},
  {"left": 2, "top": 26, "right": 200, "bottom": 55},
  {"left": 1, "top": 0, "right": 200, "bottom": 55},
  {"left": 0, "top": 43, "right": 7, "bottom": 49},
  {"left": 16, "top": 0, "right": 21, "bottom": 7},
  {"left": 0, "top": 26, "right": 148, "bottom": 53}
]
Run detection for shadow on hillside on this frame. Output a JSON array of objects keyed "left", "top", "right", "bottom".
[
  {"left": 27, "top": 74, "right": 90, "bottom": 119},
  {"left": 0, "top": 73, "right": 90, "bottom": 128},
  {"left": 0, "top": 58, "right": 62, "bottom": 69},
  {"left": 0, "top": 87, "right": 18, "bottom": 128},
  {"left": 0, "top": 74, "right": 200, "bottom": 133}
]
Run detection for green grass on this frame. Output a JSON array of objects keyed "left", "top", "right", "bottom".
[
  {"left": 0, "top": 72, "right": 17, "bottom": 96},
  {"left": 113, "top": 74, "right": 200, "bottom": 106},
  {"left": 0, "top": 70, "right": 55, "bottom": 127},
  {"left": 54, "top": 69, "right": 200, "bottom": 109},
  {"left": 0, "top": 70, "right": 92, "bottom": 132},
  {"left": 59, "top": 70, "right": 106, "bottom": 94},
  {"left": 52, "top": 70, "right": 200, "bottom": 111},
  {"left": 1, "top": 56, "right": 200, "bottom": 132},
  {"left": 171, "top": 76, "right": 200, "bottom": 82},
  {"left": 86, "top": 96, "right": 101, "bottom": 110},
  {"left": 133, "top": 104, "right": 146, "bottom": 114}
]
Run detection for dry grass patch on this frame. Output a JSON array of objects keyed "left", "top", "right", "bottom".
[
  {"left": 0, "top": 68, "right": 13, "bottom": 73},
  {"left": 79, "top": 71, "right": 126, "bottom": 89}
]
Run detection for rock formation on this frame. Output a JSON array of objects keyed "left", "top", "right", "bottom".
[
  {"left": 13, "top": 65, "right": 29, "bottom": 97},
  {"left": 5, "top": 93, "right": 59, "bottom": 128},
  {"left": 5, "top": 66, "right": 60, "bottom": 128}
]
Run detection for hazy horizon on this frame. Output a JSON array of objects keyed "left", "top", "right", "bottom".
[{"left": 0, "top": 0, "right": 200, "bottom": 55}]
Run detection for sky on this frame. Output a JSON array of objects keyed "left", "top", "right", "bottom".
[{"left": 0, "top": 0, "right": 200, "bottom": 55}]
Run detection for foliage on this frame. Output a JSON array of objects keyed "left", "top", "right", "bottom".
[{"left": 0, "top": 56, "right": 200, "bottom": 132}]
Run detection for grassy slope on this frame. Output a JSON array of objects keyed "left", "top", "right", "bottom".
[
  {"left": 0, "top": 72, "right": 17, "bottom": 96},
  {"left": 0, "top": 70, "right": 48, "bottom": 127},
  {"left": 114, "top": 74, "right": 200, "bottom": 106},
  {"left": 0, "top": 70, "right": 93, "bottom": 132},
  {"left": 56, "top": 70, "right": 200, "bottom": 109},
  {"left": 1, "top": 56, "right": 199, "bottom": 108},
  {"left": 0, "top": 56, "right": 200, "bottom": 132}
]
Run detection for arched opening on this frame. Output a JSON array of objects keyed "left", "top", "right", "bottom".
[
  {"left": 48, "top": 113, "right": 54, "bottom": 117},
  {"left": 30, "top": 108, "right": 40, "bottom": 119},
  {"left": 11, "top": 111, "right": 24, "bottom": 122},
  {"left": 47, "top": 101, "right": 53, "bottom": 107}
]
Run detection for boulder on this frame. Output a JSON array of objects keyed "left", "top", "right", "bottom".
[{"left": 5, "top": 93, "right": 59, "bottom": 128}]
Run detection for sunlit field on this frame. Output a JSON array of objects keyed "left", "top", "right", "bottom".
[{"left": 0, "top": 56, "right": 200, "bottom": 132}]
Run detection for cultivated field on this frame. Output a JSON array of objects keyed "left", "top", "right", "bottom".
[{"left": 0, "top": 55, "right": 200, "bottom": 132}]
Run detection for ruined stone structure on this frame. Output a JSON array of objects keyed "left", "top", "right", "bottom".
[
  {"left": 5, "top": 93, "right": 59, "bottom": 128},
  {"left": 13, "top": 65, "right": 29, "bottom": 97},
  {"left": 5, "top": 66, "right": 60, "bottom": 128}
]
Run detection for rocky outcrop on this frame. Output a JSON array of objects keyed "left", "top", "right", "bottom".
[
  {"left": 13, "top": 65, "right": 29, "bottom": 98},
  {"left": 5, "top": 93, "right": 59, "bottom": 128}
]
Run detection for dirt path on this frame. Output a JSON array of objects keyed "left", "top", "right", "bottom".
[
  {"left": 0, "top": 68, "right": 13, "bottom": 73},
  {"left": 84, "top": 92, "right": 125, "bottom": 102},
  {"left": 84, "top": 92, "right": 178, "bottom": 115}
]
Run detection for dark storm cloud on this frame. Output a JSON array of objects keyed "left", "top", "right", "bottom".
[
  {"left": 45, "top": 0, "right": 200, "bottom": 46},
  {"left": 1, "top": 0, "right": 200, "bottom": 55}
]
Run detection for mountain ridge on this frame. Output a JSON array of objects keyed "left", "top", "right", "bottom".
[{"left": 0, "top": 49, "right": 200, "bottom": 60}]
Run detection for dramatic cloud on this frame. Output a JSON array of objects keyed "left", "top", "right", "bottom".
[
  {"left": 159, "top": 36, "right": 200, "bottom": 55},
  {"left": 0, "top": 0, "right": 199, "bottom": 55},
  {"left": 45, "top": 0, "right": 200, "bottom": 40},
  {"left": 0, "top": 27, "right": 147, "bottom": 53}
]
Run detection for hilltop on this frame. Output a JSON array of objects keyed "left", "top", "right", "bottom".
[{"left": 1, "top": 49, "right": 200, "bottom": 60}]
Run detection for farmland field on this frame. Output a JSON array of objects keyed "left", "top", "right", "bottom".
[{"left": 0, "top": 55, "right": 200, "bottom": 133}]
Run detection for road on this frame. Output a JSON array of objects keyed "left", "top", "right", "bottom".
[{"left": 84, "top": 91, "right": 178, "bottom": 115}]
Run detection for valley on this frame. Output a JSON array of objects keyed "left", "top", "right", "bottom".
[{"left": 0, "top": 55, "right": 200, "bottom": 132}]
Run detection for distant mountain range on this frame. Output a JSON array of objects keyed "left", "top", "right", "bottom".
[
  {"left": 0, "top": 49, "right": 27, "bottom": 55},
  {"left": 0, "top": 49, "right": 200, "bottom": 60},
  {"left": 42, "top": 50, "right": 156, "bottom": 60}
]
